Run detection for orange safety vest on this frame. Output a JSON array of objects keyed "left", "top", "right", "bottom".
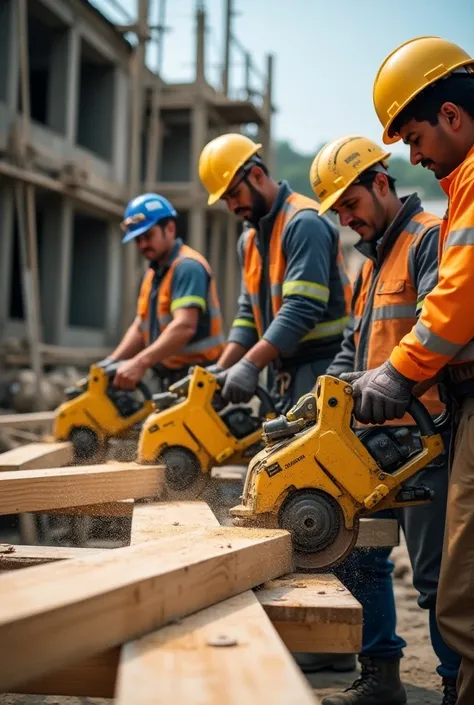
[
  {"left": 391, "top": 146, "right": 474, "bottom": 381},
  {"left": 136, "top": 244, "right": 224, "bottom": 370},
  {"left": 242, "top": 192, "right": 352, "bottom": 340},
  {"left": 354, "top": 211, "right": 444, "bottom": 424}
]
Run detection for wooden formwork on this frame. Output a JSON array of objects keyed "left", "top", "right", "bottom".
[{"left": 0, "top": 431, "right": 400, "bottom": 704}]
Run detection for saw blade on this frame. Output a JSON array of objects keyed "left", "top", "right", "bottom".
[{"left": 293, "top": 518, "right": 359, "bottom": 572}]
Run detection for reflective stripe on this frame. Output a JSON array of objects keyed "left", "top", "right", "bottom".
[
  {"left": 414, "top": 320, "right": 463, "bottom": 357},
  {"left": 171, "top": 295, "right": 207, "bottom": 312},
  {"left": 404, "top": 218, "right": 428, "bottom": 236},
  {"left": 372, "top": 303, "right": 416, "bottom": 321},
  {"left": 302, "top": 316, "right": 349, "bottom": 342},
  {"left": 445, "top": 228, "right": 474, "bottom": 248},
  {"left": 416, "top": 296, "right": 425, "bottom": 316},
  {"left": 232, "top": 318, "right": 257, "bottom": 329},
  {"left": 282, "top": 279, "right": 330, "bottom": 303},
  {"left": 249, "top": 293, "right": 260, "bottom": 305},
  {"left": 271, "top": 282, "right": 282, "bottom": 297},
  {"left": 184, "top": 333, "right": 225, "bottom": 354}
]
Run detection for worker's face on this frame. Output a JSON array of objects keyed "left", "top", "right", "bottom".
[
  {"left": 221, "top": 165, "right": 268, "bottom": 226},
  {"left": 332, "top": 177, "right": 390, "bottom": 241},
  {"left": 399, "top": 103, "right": 464, "bottom": 179},
  {"left": 135, "top": 221, "right": 175, "bottom": 262}
]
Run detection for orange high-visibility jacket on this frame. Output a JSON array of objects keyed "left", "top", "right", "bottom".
[
  {"left": 241, "top": 192, "right": 352, "bottom": 342},
  {"left": 390, "top": 146, "right": 474, "bottom": 381},
  {"left": 137, "top": 244, "right": 224, "bottom": 370},
  {"left": 352, "top": 208, "right": 443, "bottom": 423}
]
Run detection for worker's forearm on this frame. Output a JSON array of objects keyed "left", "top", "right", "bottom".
[
  {"left": 134, "top": 321, "right": 195, "bottom": 369},
  {"left": 217, "top": 342, "right": 248, "bottom": 369},
  {"left": 110, "top": 321, "right": 144, "bottom": 361},
  {"left": 244, "top": 340, "right": 280, "bottom": 370}
]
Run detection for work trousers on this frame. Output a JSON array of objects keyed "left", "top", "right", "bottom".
[
  {"left": 437, "top": 396, "right": 474, "bottom": 704},
  {"left": 268, "top": 357, "right": 334, "bottom": 413},
  {"left": 335, "top": 427, "right": 460, "bottom": 681}
]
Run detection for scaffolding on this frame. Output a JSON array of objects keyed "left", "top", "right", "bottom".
[{"left": 0, "top": 0, "right": 275, "bottom": 408}]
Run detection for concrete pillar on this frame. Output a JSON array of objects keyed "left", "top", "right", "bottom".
[
  {"left": 0, "top": 186, "right": 15, "bottom": 332},
  {"left": 112, "top": 68, "right": 130, "bottom": 186},
  {"left": 188, "top": 206, "right": 205, "bottom": 255},
  {"left": 65, "top": 28, "right": 81, "bottom": 145},
  {"left": 54, "top": 202, "right": 73, "bottom": 345},
  {"left": 224, "top": 214, "right": 238, "bottom": 331},
  {"left": 105, "top": 223, "right": 123, "bottom": 347},
  {"left": 46, "top": 30, "right": 70, "bottom": 135},
  {"left": 209, "top": 214, "right": 222, "bottom": 275}
]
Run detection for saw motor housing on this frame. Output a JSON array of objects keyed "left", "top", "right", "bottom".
[
  {"left": 230, "top": 375, "right": 444, "bottom": 570},
  {"left": 54, "top": 364, "right": 155, "bottom": 460},
  {"left": 137, "top": 365, "right": 276, "bottom": 499}
]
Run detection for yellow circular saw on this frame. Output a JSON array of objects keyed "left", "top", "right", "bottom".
[{"left": 230, "top": 375, "right": 446, "bottom": 571}]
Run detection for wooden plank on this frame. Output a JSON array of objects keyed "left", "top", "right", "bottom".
[
  {"left": 0, "top": 526, "right": 292, "bottom": 691},
  {"left": 0, "top": 463, "right": 162, "bottom": 514},
  {"left": 357, "top": 518, "right": 399, "bottom": 547},
  {"left": 0, "top": 411, "right": 55, "bottom": 430},
  {"left": 130, "top": 500, "right": 220, "bottom": 541},
  {"left": 115, "top": 590, "right": 319, "bottom": 705},
  {"left": 0, "top": 441, "right": 72, "bottom": 471},
  {"left": 257, "top": 573, "right": 362, "bottom": 654},
  {"left": 47, "top": 498, "right": 135, "bottom": 518},
  {"left": 11, "top": 648, "right": 120, "bottom": 698},
  {"left": 0, "top": 544, "right": 108, "bottom": 570}
]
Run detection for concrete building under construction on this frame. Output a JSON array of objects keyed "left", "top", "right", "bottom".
[{"left": 0, "top": 0, "right": 274, "bottom": 365}]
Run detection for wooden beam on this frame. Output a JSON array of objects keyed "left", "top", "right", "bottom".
[
  {"left": 15, "top": 648, "right": 120, "bottom": 698},
  {"left": 257, "top": 573, "right": 362, "bottom": 654},
  {"left": 0, "top": 526, "right": 292, "bottom": 691},
  {"left": 0, "top": 441, "right": 73, "bottom": 471},
  {"left": 0, "top": 463, "right": 162, "bottom": 514},
  {"left": 114, "top": 590, "right": 319, "bottom": 705},
  {"left": 357, "top": 518, "right": 399, "bottom": 548},
  {"left": 0, "top": 543, "right": 107, "bottom": 570},
  {"left": 0, "top": 411, "right": 55, "bottom": 431},
  {"left": 46, "top": 498, "right": 135, "bottom": 518}
]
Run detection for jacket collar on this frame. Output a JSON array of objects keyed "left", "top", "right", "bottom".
[
  {"left": 440, "top": 144, "right": 474, "bottom": 197},
  {"left": 149, "top": 237, "right": 183, "bottom": 275},
  {"left": 254, "top": 181, "right": 293, "bottom": 237},
  {"left": 355, "top": 193, "right": 423, "bottom": 264}
]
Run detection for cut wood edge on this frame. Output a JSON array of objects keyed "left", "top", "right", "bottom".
[
  {"left": 0, "top": 441, "right": 73, "bottom": 471},
  {"left": 357, "top": 518, "right": 399, "bottom": 547}
]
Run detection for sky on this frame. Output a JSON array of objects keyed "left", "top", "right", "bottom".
[{"left": 94, "top": 0, "right": 474, "bottom": 157}]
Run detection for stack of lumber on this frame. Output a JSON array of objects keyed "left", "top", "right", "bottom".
[{"left": 0, "top": 436, "right": 400, "bottom": 704}]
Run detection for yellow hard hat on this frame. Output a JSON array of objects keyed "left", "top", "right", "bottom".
[
  {"left": 373, "top": 36, "right": 474, "bottom": 144},
  {"left": 309, "top": 136, "right": 391, "bottom": 215},
  {"left": 198, "top": 133, "right": 262, "bottom": 205}
]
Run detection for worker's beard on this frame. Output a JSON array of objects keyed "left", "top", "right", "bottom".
[{"left": 246, "top": 186, "right": 269, "bottom": 226}]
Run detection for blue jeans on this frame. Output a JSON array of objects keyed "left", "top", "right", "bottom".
[{"left": 335, "top": 428, "right": 461, "bottom": 681}]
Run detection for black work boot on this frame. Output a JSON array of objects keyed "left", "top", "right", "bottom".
[
  {"left": 441, "top": 677, "right": 458, "bottom": 704},
  {"left": 294, "top": 653, "right": 357, "bottom": 673},
  {"left": 321, "top": 656, "right": 407, "bottom": 705}
]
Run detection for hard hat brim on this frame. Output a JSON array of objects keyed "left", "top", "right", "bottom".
[
  {"left": 205, "top": 142, "right": 263, "bottom": 206},
  {"left": 317, "top": 151, "right": 391, "bottom": 214},
  {"left": 379, "top": 58, "right": 474, "bottom": 145},
  {"left": 121, "top": 223, "right": 152, "bottom": 243}
]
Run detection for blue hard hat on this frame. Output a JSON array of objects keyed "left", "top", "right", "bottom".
[{"left": 120, "top": 193, "right": 178, "bottom": 243}]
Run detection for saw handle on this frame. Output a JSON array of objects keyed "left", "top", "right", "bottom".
[
  {"left": 405, "top": 397, "right": 437, "bottom": 437},
  {"left": 102, "top": 362, "right": 153, "bottom": 400}
]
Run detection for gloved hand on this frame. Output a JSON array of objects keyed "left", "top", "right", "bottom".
[
  {"left": 340, "top": 360, "right": 416, "bottom": 425},
  {"left": 220, "top": 358, "right": 260, "bottom": 405},
  {"left": 204, "top": 363, "right": 223, "bottom": 376}
]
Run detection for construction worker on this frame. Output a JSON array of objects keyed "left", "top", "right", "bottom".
[
  {"left": 197, "top": 133, "right": 351, "bottom": 413},
  {"left": 339, "top": 37, "right": 474, "bottom": 705},
  {"left": 101, "top": 192, "right": 224, "bottom": 390},
  {"left": 307, "top": 135, "right": 460, "bottom": 705}
]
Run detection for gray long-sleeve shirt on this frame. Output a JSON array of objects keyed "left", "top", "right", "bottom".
[{"left": 227, "top": 181, "right": 350, "bottom": 365}]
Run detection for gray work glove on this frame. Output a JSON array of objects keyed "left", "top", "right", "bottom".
[
  {"left": 220, "top": 358, "right": 260, "bottom": 405},
  {"left": 95, "top": 357, "right": 115, "bottom": 369},
  {"left": 340, "top": 360, "right": 416, "bottom": 425}
]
